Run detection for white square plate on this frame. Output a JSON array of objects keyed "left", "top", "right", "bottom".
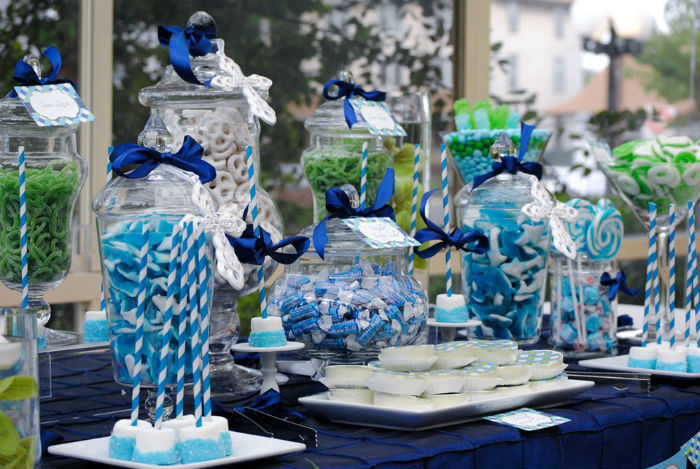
[
  {"left": 579, "top": 354, "right": 700, "bottom": 379},
  {"left": 48, "top": 431, "right": 306, "bottom": 469}
]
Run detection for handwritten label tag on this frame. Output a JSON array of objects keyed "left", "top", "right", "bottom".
[
  {"left": 14, "top": 84, "right": 95, "bottom": 127},
  {"left": 483, "top": 408, "right": 570, "bottom": 431},
  {"left": 341, "top": 217, "right": 419, "bottom": 249},
  {"left": 348, "top": 97, "right": 406, "bottom": 137}
]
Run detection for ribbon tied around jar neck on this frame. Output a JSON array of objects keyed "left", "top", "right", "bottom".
[
  {"left": 158, "top": 24, "right": 216, "bottom": 87},
  {"left": 312, "top": 168, "right": 396, "bottom": 259},
  {"left": 9, "top": 45, "right": 77, "bottom": 97},
  {"left": 322, "top": 79, "right": 387, "bottom": 129},
  {"left": 521, "top": 182, "right": 579, "bottom": 259},
  {"left": 110, "top": 135, "right": 216, "bottom": 184},
  {"left": 228, "top": 220, "right": 309, "bottom": 266},
  {"left": 471, "top": 122, "right": 543, "bottom": 189},
  {"left": 413, "top": 188, "right": 489, "bottom": 259},
  {"left": 600, "top": 270, "right": 638, "bottom": 301}
]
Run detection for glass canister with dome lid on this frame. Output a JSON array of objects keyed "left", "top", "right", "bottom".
[
  {"left": 302, "top": 71, "right": 407, "bottom": 223},
  {"left": 139, "top": 10, "right": 282, "bottom": 298},
  {"left": 92, "top": 118, "right": 218, "bottom": 388},
  {"left": 0, "top": 47, "right": 88, "bottom": 347},
  {"left": 267, "top": 171, "right": 428, "bottom": 360},
  {"left": 455, "top": 124, "right": 578, "bottom": 344}
]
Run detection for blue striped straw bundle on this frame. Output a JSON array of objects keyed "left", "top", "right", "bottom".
[
  {"left": 246, "top": 145, "right": 268, "bottom": 318},
  {"left": 18, "top": 147, "right": 29, "bottom": 309},
  {"left": 131, "top": 220, "right": 150, "bottom": 426},
  {"left": 175, "top": 217, "right": 190, "bottom": 419},
  {"left": 669, "top": 204, "right": 676, "bottom": 348},
  {"left": 642, "top": 202, "right": 657, "bottom": 347},
  {"left": 184, "top": 218, "right": 203, "bottom": 427},
  {"left": 196, "top": 221, "right": 212, "bottom": 421}
]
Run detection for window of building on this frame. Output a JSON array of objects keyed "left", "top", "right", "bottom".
[
  {"left": 553, "top": 56, "right": 565, "bottom": 94},
  {"left": 508, "top": 54, "right": 518, "bottom": 90},
  {"left": 554, "top": 6, "right": 565, "bottom": 38},
  {"left": 508, "top": 1, "right": 519, "bottom": 33}
]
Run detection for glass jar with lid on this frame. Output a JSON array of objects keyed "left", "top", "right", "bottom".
[
  {"left": 455, "top": 133, "right": 551, "bottom": 344},
  {"left": 92, "top": 120, "right": 215, "bottom": 388},
  {"left": 139, "top": 10, "right": 282, "bottom": 297},
  {"left": 267, "top": 192, "right": 428, "bottom": 361},
  {"left": 302, "top": 72, "right": 396, "bottom": 223},
  {"left": 0, "top": 54, "right": 86, "bottom": 347}
]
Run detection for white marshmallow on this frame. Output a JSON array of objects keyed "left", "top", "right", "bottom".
[
  {"left": 85, "top": 310, "right": 106, "bottom": 321},
  {"left": 629, "top": 346, "right": 658, "bottom": 360},
  {"left": 162, "top": 415, "right": 196, "bottom": 442},
  {"left": 207, "top": 415, "right": 229, "bottom": 435},
  {"left": 180, "top": 421, "right": 221, "bottom": 442},
  {"left": 111, "top": 419, "right": 151, "bottom": 439},
  {"left": 657, "top": 349, "right": 687, "bottom": 363},
  {"left": 134, "top": 426, "right": 176, "bottom": 453},
  {"left": 250, "top": 316, "right": 284, "bottom": 334},
  {"left": 435, "top": 294, "right": 466, "bottom": 309}
]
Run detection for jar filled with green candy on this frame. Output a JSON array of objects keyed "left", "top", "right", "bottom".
[
  {"left": 301, "top": 71, "right": 395, "bottom": 223},
  {"left": 0, "top": 55, "right": 86, "bottom": 342}
]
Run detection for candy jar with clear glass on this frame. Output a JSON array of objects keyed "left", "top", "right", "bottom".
[
  {"left": 92, "top": 119, "right": 215, "bottom": 418},
  {"left": 139, "top": 10, "right": 282, "bottom": 298},
  {"left": 267, "top": 185, "right": 428, "bottom": 361},
  {"left": 302, "top": 72, "right": 396, "bottom": 223},
  {"left": 455, "top": 133, "right": 552, "bottom": 344},
  {"left": 0, "top": 54, "right": 87, "bottom": 347}
]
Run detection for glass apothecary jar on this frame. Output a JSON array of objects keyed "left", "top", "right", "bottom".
[
  {"left": 267, "top": 218, "right": 428, "bottom": 361},
  {"left": 302, "top": 75, "right": 396, "bottom": 223},
  {"left": 550, "top": 256, "right": 618, "bottom": 357},
  {"left": 455, "top": 136, "right": 551, "bottom": 344},
  {"left": 139, "top": 11, "right": 282, "bottom": 297},
  {"left": 0, "top": 89, "right": 86, "bottom": 346},
  {"left": 0, "top": 307, "right": 41, "bottom": 468},
  {"left": 92, "top": 145, "right": 215, "bottom": 387}
]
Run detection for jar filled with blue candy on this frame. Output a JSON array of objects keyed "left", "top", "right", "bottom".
[
  {"left": 267, "top": 217, "right": 428, "bottom": 361},
  {"left": 455, "top": 133, "right": 551, "bottom": 344},
  {"left": 92, "top": 126, "right": 215, "bottom": 387},
  {"left": 549, "top": 257, "right": 617, "bottom": 356}
]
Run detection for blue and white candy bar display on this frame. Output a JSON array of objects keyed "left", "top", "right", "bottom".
[
  {"left": 268, "top": 219, "right": 428, "bottom": 359},
  {"left": 93, "top": 163, "right": 216, "bottom": 387},
  {"left": 456, "top": 175, "right": 551, "bottom": 344}
]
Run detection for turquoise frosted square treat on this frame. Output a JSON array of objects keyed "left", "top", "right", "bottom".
[
  {"left": 83, "top": 310, "right": 108, "bottom": 342},
  {"left": 249, "top": 316, "right": 288, "bottom": 347}
]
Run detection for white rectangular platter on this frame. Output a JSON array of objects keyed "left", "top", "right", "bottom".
[
  {"left": 299, "top": 379, "right": 594, "bottom": 431},
  {"left": 579, "top": 354, "right": 700, "bottom": 379},
  {"left": 48, "top": 431, "right": 306, "bottom": 469}
]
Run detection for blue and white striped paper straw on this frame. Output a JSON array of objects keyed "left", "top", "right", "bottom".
[
  {"left": 175, "top": 218, "right": 189, "bottom": 418},
  {"left": 669, "top": 204, "right": 676, "bottom": 348},
  {"left": 185, "top": 220, "right": 203, "bottom": 427},
  {"left": 131, "top": 220, "right": 149, "bottom": 426},
  {"left": 155, "top": 223, "right": 180, "bottom": 429},
  {"left": 99, "top": 148, "right": 113, "bottom": 313},
  {"left": 246, "top": 145, "right": 268, "bottom": 318},
  {"left": 196, "top": 222, "right": 212, "bottom": 420},
  {"left": 651, "top": 204, "right": 662, "bottom": 345},
  {"left": 642, "top": 202, "right": 656, "bottom": 347},
  {"left": 684, "top": 203, "right": 694, "bottom": 347},
  {"left": 689, "top": 201, "right": 700, "bottom": 347},
  {"left": 18, "top": 147, "right": 28, "bottom": 309},
  {"left": 440, "top": 144, "right": 452, "bottom": 296},
  {"left": 359, "top": 141, "right": 368, "bottom": 210},
  {"left": 408, "top": 144, "right": 420, "bottom": 275}
]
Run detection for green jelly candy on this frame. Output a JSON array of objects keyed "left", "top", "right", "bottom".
[
  {"left": 613, "top": 140, "right": 641, "bottom": 157},
  {"left": 0, "top": 375, "right": 39, "bottom": 401},
  {"left": 0, "top": 412, "right": 19, "bottom": 457}
]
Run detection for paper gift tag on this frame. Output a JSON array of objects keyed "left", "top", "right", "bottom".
[
  {"left": 483, "top": 408, "right": 570, "bottom": 431},
  {"left": 341, "top": 217, "right": 419, "bottom": 249},
  {"left": 14, "top": 84, "right": 94, "bottom": 127},
  {"left": 348, "top": 97, "right": 406, "bottom": 137}
]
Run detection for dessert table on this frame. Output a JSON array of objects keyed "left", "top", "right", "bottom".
[{"left": 40, "top": 327, "right": 700, "bottom": 469}]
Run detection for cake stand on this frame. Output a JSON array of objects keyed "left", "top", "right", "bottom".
[
  {"left": 427, "top": 318, "right": 482, "bottom": 342},
  {"left": 230, "top": 342, "right": 305, "bottom": 393}
]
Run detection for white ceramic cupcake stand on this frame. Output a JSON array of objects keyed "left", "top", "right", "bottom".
[
  {"left": 230, "top": 342, "right": 305, "bottom": 393},
  {"left": 426, "top": 318, "right": 482, "bottom": 342}
]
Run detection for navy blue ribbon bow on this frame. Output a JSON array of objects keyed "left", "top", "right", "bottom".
[
  {"left": 413, "top": 188, "right": 488, "bottom": 258},
  {"left": 471, "top": 122, "right": 543, "bottom": 189},
  {"left": 158, "top": 24, "right": 216, "bottom": 86},
  {"left": 8, "top": 46, "right": 76, "bottom": 97},
  {"left": 600, "top": 270, "right": 638, "bottom": 301},
  {"left": 312, "top": 168, "right": 396, "bottom": 259},
  {"left": 110, "top": 135, "right": 216, "bottom": 184},
  {"left": 228, "top": 222, "right": 309, "bottom": 266},
  {"left": 322, "top": 79, "right": 386, "bottom": 129}
]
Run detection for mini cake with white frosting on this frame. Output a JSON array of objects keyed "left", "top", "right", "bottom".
[
  {"left": 627, "top": 346, "right": 657, "bottom": 369},
  {"left": 109, "top": 419, "right": 151, "bottom": 461},
  {"left": 83, "top": 310, "right": 109, "bottom": 342},
  {"left": 378, "top": 344, "right": 436, "bottom": 372},
  {"left": 434, "top": 341, "right": 476, "bottom": 369},
  {"left": 249, "top": 316, "right": 287, "bottom": 347},
  {"left": 321, "top": 365, "right": 372, "bottom": 388},
  {"left": 656, "top": 348, "right": 687, "bottom": 372}
]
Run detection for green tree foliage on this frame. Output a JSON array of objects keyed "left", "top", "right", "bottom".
[{"left": 636, "top": 0, "right": 699, "bottom": 110}]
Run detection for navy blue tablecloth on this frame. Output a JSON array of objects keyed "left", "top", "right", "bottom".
[{"left": 40, "top": 345, "right": 699, "bottom": 469}]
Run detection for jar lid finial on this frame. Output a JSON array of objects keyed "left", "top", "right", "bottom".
[
  {"left": 137, "top": 115, "right": 173, "bottom": 152},
  {"left": 340, "top": 184, "right": 360, "bottom": 209},
  {"left": 489, "top": 133, "right": 516, "bottom": 162},
  {"left": 186, "top": 11, "right": 216, "bottom": 33},
  {"left": 22, "top": 54, "right": 42, "bottom": 79}
]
